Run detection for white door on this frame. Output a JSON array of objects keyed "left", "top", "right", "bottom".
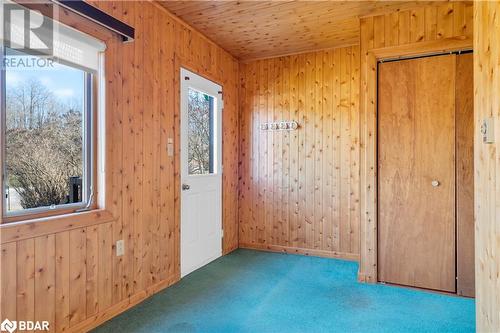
[{"left": 180, "top": 68, "right": 223, "bottom": 277}]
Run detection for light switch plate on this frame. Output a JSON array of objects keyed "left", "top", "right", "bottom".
[
  {"left": 116, "top": 240, "right": 124, "bottom": 257},
  {"left": 167, "top": 137, "right": 174, "bottom": 156}
]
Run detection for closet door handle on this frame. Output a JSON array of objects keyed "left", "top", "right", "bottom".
[{"left": 431, "top": 180, "right": 440, "bottom": 187}]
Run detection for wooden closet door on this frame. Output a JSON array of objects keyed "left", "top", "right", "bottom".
[{"left": 378, "top": 55, "right": 456, "bottom": 292}]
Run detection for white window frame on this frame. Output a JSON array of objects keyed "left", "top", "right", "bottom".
[{"left": 0, "top": 47, "right": 97, "bottom": 219}]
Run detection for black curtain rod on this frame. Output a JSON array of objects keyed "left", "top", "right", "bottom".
[
  {"left": 378, "top": 49, "right": 473, "bottom": 63},
  {"left": 54, "top": 0, "right": 134, "bottom": 42}
]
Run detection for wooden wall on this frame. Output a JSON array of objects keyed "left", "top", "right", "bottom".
[
  {"left": 358, "top": 2, "right": 473, "bottom": 282},
  {"left": 455, "top": 53, "right": 475, "bottom": 297},
  {"left": 0, "top": 1, "right": 239, "bottom": 332},
  {"left": 474, "top": 1, "right": 500, "bottom": 330},
  {"left": 238, "top": 46, "right": 360, "bottom": 260}
]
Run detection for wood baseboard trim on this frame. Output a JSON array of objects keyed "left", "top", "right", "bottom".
[
  {"left": 223, "top": 244, "right": 239, "bottom": 255},
  {"left": 71, "top": 275, "right": 179, "bottom": 332},
  {"left": 239, "top": 243, "right": 359, "bottom": 261},
  {"left": 357, "top": 271, "right": 377, "bottom": 283}
]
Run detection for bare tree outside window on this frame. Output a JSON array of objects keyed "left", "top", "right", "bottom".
[
  {"left": 4, "top": 51, "right": 88, "bottom": 214},
  {"left": 187, "top": 88, "right": 214, "bottom": 175}
]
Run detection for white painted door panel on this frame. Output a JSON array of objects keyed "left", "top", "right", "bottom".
[{"left": 180, "top": 68, "right": 222, "bottom": 277}]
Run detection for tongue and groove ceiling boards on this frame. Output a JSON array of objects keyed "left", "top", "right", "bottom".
[{"left": 159, "top": 1, "right": 439, "bottom": 60}]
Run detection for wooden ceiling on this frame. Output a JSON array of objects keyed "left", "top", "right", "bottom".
[{"left": 159, "top": 1, "right": 437, "bottom": 60}]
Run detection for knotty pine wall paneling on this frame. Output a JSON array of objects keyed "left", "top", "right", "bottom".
[
  {"left": 0, "top": 1, "right": 239, "bottom": 332},
  {"left": 455, "top": 53, "right": 474, "bottom": 297},
  {"left": 239, "top": 46, "right": 360, "bottom": 260},
  {"left": 358, "top": 2, "right": 473, "bottom": 283},
  {"left": 474, "top": 1, "right": 500, "bottom": 329}
]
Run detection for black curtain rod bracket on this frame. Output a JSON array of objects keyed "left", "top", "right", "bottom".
[{"left": 54, "top": 0, "right": 135, "bottom": 42}]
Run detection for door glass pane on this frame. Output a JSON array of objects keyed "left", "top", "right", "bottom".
[{"left": 188, "top": 87, "right": 214, "bottom": 175}]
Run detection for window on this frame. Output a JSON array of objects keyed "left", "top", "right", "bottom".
[
  {"left": 1, "top": 5, "right": 105, "bottom": 220},
  {"left": 187, "top": 87, "right": 215, "bottom": 175}
]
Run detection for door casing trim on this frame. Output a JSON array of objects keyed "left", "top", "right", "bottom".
[{"left": 358, "top": 36, "right": 473, "bottom": 283}]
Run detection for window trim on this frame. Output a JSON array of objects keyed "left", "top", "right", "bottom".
[{"left": 1, "top": 49, "right": 98, "bottom": 222}]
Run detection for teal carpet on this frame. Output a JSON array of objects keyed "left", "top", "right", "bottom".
[{"left": 92, "top": 249, "right": 475, "bottom": 333}]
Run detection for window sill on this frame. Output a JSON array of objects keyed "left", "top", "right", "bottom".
[{"left": 0, "top": 209, "right": 115, "bottom": 244}]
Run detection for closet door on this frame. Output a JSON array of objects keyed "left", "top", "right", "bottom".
[{"left": 378, "top": 55, "right": 456, "bottom": 292}]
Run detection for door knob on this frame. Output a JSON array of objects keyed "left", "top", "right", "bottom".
[
  {"left": 182, "top": 184, "right": 190, "bottom": 191},
  {"left": 431, "top": 180, "right": 440, "bottom": 187}
]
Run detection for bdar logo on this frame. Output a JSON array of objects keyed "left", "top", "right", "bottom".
[
  {"left": 0, "top": 319, "right": 48, "bottom": 332},
  {"left": 0, "top": 319, "right": 17, "bottom": 333}
]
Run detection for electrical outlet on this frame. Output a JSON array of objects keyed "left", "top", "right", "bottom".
[{"left": 116, "top": 240, "right": 124, "bottom": 257}]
